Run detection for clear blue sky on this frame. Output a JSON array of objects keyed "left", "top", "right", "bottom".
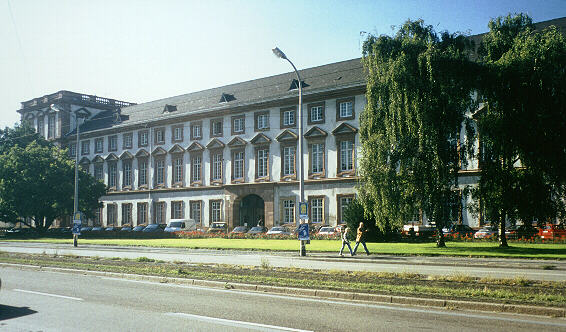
[{"left": 1, "top": 0, "right": 565, "bottom": 128}]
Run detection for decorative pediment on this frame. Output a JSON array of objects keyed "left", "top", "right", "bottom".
[
  {"left": 92, "top": 155, "right": 104, "bottom": 163},
  {"left": 168, "top": 144, "right": 185, "bottom": 154},
  {"left": 79, "top": 157, "right": 91, "bottom": 164},
  {"left": 227, "top": 136, "right": 247, "bottom": 148},
  {"left": 276, "top": 129, "right": 298, "bottom": 142},
  {"left": 135, "top": 149, "right": 150, "bottom": 158},
  {"left": 206, "top": 138, "right": 225, "bottom": 149},
  {"left": 250, "top": 133, "right": 271, "bottom": 145},
  {"left": 304, "top": 126, "right": 328, "bottom": 139},
  {"left": 74, "top": 107, "right": 91, "bottom": 118},
  {"left": 332, "top": 122, "right": 358, "bottom": 136},
  {"left": 186, "top": 142, "right": 204, "bottom": 152},
  {"left": 119, "top": 151, "right": 133, "bottom": 160},
  {"left": 151, "top": 147, "right": 167, "bottom": 156},
  {"left": 105, "top": 153, "right": 118, "bottom": 161}
]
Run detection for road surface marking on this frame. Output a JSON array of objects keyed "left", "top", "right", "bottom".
[
  {"left": 14, "top": 289, "right": 83, "bottom": 301},
  {"left": 166, "top": 312, "right": 313, "bottom": 332}
]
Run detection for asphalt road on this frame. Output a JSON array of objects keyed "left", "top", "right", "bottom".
[
  {"left": 1, "top": 266, "right": 565, "bottom": 331},
  {"left": 1, "top": 241, "right": 565, "bottom": 281}
]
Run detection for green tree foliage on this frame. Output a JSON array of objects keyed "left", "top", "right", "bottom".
[
  {"left": 360, "top": 20, "right": 475, "bottom": 247},
  {"left": 0, "top": 132, "right": 106, "bottom": 231},
  {"left": 0, "top": 122, "right": 49, "bottom": 155},
  {"left": 474, "top": 14, "right": 566, "bottom": 246}
]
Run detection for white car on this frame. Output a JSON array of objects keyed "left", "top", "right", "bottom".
[
  {"left": 266, "top": 226, "right": 291, "bottom": 235},
  {"left": 474, "top": 226, "right": 498, "bottom": 239}
]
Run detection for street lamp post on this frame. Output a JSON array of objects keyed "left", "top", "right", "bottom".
[
  {"left": 272, "top": 47, "right": 306, "bottom": 256},
  {"left": 72, "top": 111, "right": 81, "bottom": 247}
]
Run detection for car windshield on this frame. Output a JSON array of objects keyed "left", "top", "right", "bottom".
[
  {"left": 233, "top": 227, "right": 246, "bottom": 231},
  {"left": 212, "top": 224, "right": 224, "bottom": 228},
  {"left": 320, "top": 227, "right": 333, "bottom": 232},
  {"left": 169, "top": 222, "right": 184, "bottom": 228},
  {"left": 250, "top": 227, "right": 262, "bottom": 231},
  {"left": 146, "top": 225, "right": 158, "bottom": 229}
]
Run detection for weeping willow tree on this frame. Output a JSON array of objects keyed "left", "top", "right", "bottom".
[
  {"left": 473, "top": 14, "right": 566, "bottom": 247},
  {"left": 360, "top": 20, "right": 475, "bottom": 247}
]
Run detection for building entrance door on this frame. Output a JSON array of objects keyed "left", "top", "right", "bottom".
[{"left": 239, "top": 194, "right": 264, "bottom": 227}]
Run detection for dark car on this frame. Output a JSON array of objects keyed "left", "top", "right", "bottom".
[
  {"left": 230, "top": 226, "right": 249, "bottom": 234},
  {"left": 247, "top": 226, "right": 267, "bottom": 234},
  {"left": 120, "top": 226, "right": 132, "bottom": 232},
  {"left": 80, "top": 226, "right": 92, "bottom": 233},
  {"left": 444, "top": 224, "right": 475, "bottom": 237},
  {"left": 91, "top": 226, "right": 104, "bottom": 232},
  {"left": 105, "top": 226, "right": 118, "bottom": 232},
  {"left": 132, "top": 225, "right": 146, "bottom": 232},
  {"left": 142, "top": 224, "right": 165, "bottom": 233}
]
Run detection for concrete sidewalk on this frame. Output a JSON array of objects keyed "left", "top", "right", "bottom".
[{"left": 1, "top": 241, "right": 565, "bottom": 281}]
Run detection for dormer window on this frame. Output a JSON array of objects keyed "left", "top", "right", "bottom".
[
  {"left": 289, "top": 79, "right": 309, "bottom": 90},
  {"left": 219, "top": 93, "right": 236, "bottom": 103},
  {"left": 163, "top": 104, "right": 177, "bottom": 113}
]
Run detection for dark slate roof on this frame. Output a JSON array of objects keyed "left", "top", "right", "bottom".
[{"left": 76, "top": 58, "right": 365, "bottom": 135}]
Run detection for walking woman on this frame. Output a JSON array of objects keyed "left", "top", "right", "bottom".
[
  {"left": 338, "top": 226, "right": 353, "bottom": 257},
  {"left": 352, "top": 222, "right": 370, "bottom": 256}
]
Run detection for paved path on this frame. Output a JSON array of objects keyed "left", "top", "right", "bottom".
[{"left": 1, "top": 241, "right": 565, "bottom": 281}]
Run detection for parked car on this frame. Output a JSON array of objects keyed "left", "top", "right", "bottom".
[
  {"left": 444, "top": 224, "right": 475, "bottom": 237},
  {"left": 142, "top": 224, "right": 165, "bottom": 233},
  {"left": 80, "top": 226, "right": 92, "bottom": 233},
  {"left": 91, "top": 226, "right": 104, "bottom": 232},
  {"left": 247, "top": 226, "right": 267, "bottom": 234},
  {"left": 230, "top": 226, "right": 249, "bottom": 234},
  {"left": 120, "top": 226, "right": 132, "bottom": 232},
  {"left": 164, "top": 219, "right": 198, "bottom": 233},
  {"left": 132, "top": 225, "right": 146, "bottom": 232},
  {"left": 474, "top": 226, "right": 498, "bottom": 239},
  {"left": 539, "top": 224, "right": 566, "bottom": 240},
  {"left": 105, "top": 226, "right": 118, "bottom": 232},
  {"left": 402, "top": 224, "right": 436, "bottom": 238},
  {"left": 207, "top": 222, "right": 227, "bottom": 234},
  {"left": 513, "top": 224, "right": 540, "bottom": 239},
  {"left": 317, "top": 226, "right": 338, "bottom": 236},
  {"left": 266, "top": 226, "right": 291, "bottom": 235}
]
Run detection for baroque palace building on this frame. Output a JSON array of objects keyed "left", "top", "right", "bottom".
[{"left": 17, "top": 59, "right": 364, "bottom": 229}]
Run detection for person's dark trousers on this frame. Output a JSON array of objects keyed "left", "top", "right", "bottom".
[
  {"left": 339, "top": 241, "right": 353, "bottom": 256},
  {"left": 352, "top": 241, "right": 370, "bottom": 255}
]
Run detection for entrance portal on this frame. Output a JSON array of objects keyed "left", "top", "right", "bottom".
[{"left": 239, "top": 194, "right": 264, "bottom": 227}]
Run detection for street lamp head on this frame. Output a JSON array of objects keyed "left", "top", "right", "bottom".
[{"left": 272, "top": 47, "right": 287, "bottom": 60}]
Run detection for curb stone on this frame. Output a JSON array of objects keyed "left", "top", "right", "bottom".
[{"left": 1, "top": 262, "right": 564, "bottom": 318}]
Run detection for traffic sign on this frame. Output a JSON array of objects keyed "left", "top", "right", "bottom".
[
  {"left": 298, "top": 202, "right": 308, "bottom": 219},
  {"left": 72, "top": 223, "right": 81, "bottom": 235},
  {"left": 298, "top": 223, "right": 309, "bottom": 241}
]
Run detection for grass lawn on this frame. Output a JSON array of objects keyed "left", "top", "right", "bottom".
[{"left": 4, "top": 237, "right": 566, "bottom": 259}]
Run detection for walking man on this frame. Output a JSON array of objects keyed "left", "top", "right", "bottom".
[
  {"left": 352, "top": 222, "right": 370, "bottom": 256},
  {"left": 338, "top": 226, "right": 353, "bottom": 257}
]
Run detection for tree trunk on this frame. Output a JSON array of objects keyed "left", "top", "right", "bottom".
[
  {"left": 499, "top": 217, "right": 508, "bottom": 248},
  {"left": 436, "top": 226, "right": 446, "bottom": 247}
]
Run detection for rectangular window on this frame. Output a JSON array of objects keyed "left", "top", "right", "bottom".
[
  {"left": 337, "top": 97, "right": 355, "bottom": 120},
  {"left": 232, "top": 116, "right": 245, "bottom": 134},
  {"left": 256, "top": 148, "right": 269, "bottom": 179},
  {"left": 233, "top": 151, "right": 244, "bottom": 180},
  {"left": 81, "top": 140, "right": 90, "bottom": 155},
  {"left": 108, "top": 135, "right": 118, "bottom": 152},
  {"left": 107, "top": 204, "right": 117, "bottom": 225},
  {"left": 173, "top": 157, "right": 183, "bottom": 184},
  {"left": 310, "top": 106, "right": 323, "bottom": 122},
  {"left": 211, "top": 152, "right": 223, "bottom": 182},
  {"left": 191, "top": 122, "right": 202, "bottom": 140},
  {"left": 94, "top": 207, "right": 103, "bottom": 226},
  {"left": 155, "top": 128, "right": 165, "bottom": 144},
  {"left": 311, "top": 143, "right": 324, "bottom": 174},
  {"left": 123, "top": 133, "right": 133, "bottom": 149},
  {"left": 171, "top": 201, "right": 184, "bottom": 219},
  {"left": 173, "top": 126, "right": 183, "bottom": 142},
  {"left": 155, "top": 202, "right": 166, "bottom": 224},
  {"left": 257, "top": 114, "right": 268, "bottom": 129},
  {"left": 155, "top": 159, "right": 165, "bottom": 185},
  {"left": 138, "top": 130, "right": 148, "bottom": 147},
  {"left": 95, "top": 138, "right": 104, "bottom": 153},
  {"left": 137, "top": 203, "right": 148, "bottom": 225},
  {"left": 69, "top": 144, "right": 77, "bottom": 157},
  {"left": 108, "top": 162, "right": 117, "bottom": 188},
  {"left": 283, "top": 110, "right": 295, "bottom": 126},
  {"left": 210, "top": 200, "right": 222, "bottom": 223},
  {"left": 138, "top": 159, "right": 148, "bottom": 186},
  {"left": 122, "top": 203, "right": 132, "bottom": 225},
  {"left": 123, "top": 160, "right": 132, "bottom": 187},
  {"left": 338, "top": 195, "right": 354, "bottom": 224},
  {"left": 282, "top": 146, "right": 295, "bottom": 176},
  {"left": 340, "top": 140, "right": 354, "bottom": 172},
  {"left": 309, "top": 197, "right": 324, "bottom": 224},
  {"left": 48, "top": 114, "right": 55, "bottom": 138},
  {"left": 94, "top": 164, "right": 104, "bottom": 181},
  {"left": 190, "top": 201, "right": 202, "bottom": 224},
  {"left": 192, "top": 155, "right": 202, "bottom": 183},
  {"left": 211, "top": 119, "right": 223, "bottom": 137},
  {"left": 283, "top": 199, "right": 295, "bottom": 224},
  {"left": 37, "top": 116, "right": 44, "bottom": 137}
]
